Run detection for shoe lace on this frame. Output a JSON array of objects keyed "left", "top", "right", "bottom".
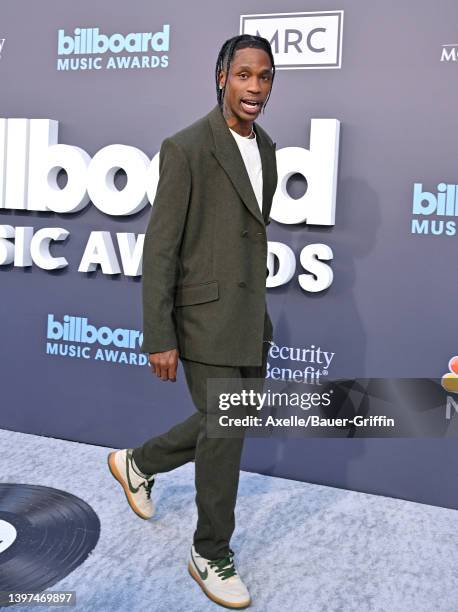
[
  {"left": 208, "top": 549, "right": 237, "bottom": 580},
  {"left": 127, "top": 450, "right": 155, "bottom": 499},
  {"left": 142, "top": 477, "right": 155, "bottom": 500}
]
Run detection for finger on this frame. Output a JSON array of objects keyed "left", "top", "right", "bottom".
[
  {"left": 159, "top": 363, "right": 169, "bottom": 381},
  {"left": 168, "top": 364, "right": 177, "bottom": 382},
  {"left": 154, "top": 361, "right": 163, "bottom": 377},
  {"left": 150, "top": 360, "right": 159, "bottom": 376}
]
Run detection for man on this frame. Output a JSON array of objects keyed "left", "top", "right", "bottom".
[{"left": 108, "top": 34, "right": 277, "bottom": 609}]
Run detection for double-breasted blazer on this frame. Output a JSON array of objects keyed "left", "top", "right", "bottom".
[{"left": 140, "top": 103, "right": 277, "bottom": 366}]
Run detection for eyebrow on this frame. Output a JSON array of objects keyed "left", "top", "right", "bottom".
[{"left": 235, "top": 65, "right": 272, "bottom": 73}]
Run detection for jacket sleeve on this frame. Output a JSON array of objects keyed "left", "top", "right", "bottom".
[{"left": 140, "top": 137, "right": 191, "bottom": 354}]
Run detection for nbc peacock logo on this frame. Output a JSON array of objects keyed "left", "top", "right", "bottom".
[{"left": 441, "top": 356, "right": 458, "bottom": 393}]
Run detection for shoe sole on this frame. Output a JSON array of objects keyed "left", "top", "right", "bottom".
[
  {"left": 107, "top": 451, "right": 153, "bottom": 520},
  {"left": 188, "top": 561, "right": 251, "bottom": 610}
]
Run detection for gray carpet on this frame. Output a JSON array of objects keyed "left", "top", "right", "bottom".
[{"left": 1, "top": 428, "right": 457, "bottom": 612}]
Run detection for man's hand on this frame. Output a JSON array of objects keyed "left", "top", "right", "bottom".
[{"left": 148, "top": 349, "right": 179, "bottom": 382}]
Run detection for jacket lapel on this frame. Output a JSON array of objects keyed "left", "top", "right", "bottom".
[
  {"left": 254, "top": 123, "right": 276, "bottom": 226},
  {"left": 207, "top": 104, "right": 276, "bottom": 226}
]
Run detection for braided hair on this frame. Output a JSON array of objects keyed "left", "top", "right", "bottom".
[{"left": 215, "top": 34, "right": 275, "bottom": 113}]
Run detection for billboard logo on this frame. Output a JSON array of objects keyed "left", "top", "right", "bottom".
[
  {"left": 0, "top": 117, "right": 339, "bottom": 222},
  {"left": 56, "top": 25, "right": 170, "bottom": 71},
  {"left": 411, "top": 183, "right": 458, "bottom": 236},
  {"left": 47, "top": 314, "right": 143, "bottom": 348},
  {"left": 46, "top": 314, "right": 148, "bottom": 366},
  {"left": 240, "top": 10, "right": 344, "bottom": 69},
  {"left": 0, "top": 38, "right": 5, "bottom": 59},
  {"left": 0, "top": 116, "right": 340, "bottom": 293},
  {"left": 440, "top": 44, "right": 458, "bottom": 62}
]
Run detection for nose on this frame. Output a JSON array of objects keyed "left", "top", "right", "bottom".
[{"left": 246, "top": 76, "right": 261, "bottom": 93}]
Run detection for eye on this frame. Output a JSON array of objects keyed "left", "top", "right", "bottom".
[{"left": 239, "top": 73, "right": 248, "bottom": 79}]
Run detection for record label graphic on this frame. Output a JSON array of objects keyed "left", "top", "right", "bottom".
[
  {"left": 0, "top": 521, "right": 17, "bottom": 555},
  {"left": 0, "top": 484, "right": 100, "bottom": 607}
]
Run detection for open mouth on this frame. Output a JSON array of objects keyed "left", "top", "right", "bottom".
[{"left": 240, "top": 99, "right": 262, "bottom": 114}]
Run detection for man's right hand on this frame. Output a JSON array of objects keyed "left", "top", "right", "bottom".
[{"left": 148, "top": 349, "right": 179, "bottom": 382}]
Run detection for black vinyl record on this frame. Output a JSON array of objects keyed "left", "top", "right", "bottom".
[{"left": 0, "top": 484, "right": 100, "bottom": 607}]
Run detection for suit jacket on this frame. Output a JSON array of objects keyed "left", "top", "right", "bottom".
[{"left": 140, "top": 103, "right": 277, "bottom": 366}]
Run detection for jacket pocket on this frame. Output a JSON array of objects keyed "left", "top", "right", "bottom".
[{"left": 174, "top": 280, "right": 219, "bottom": 307}]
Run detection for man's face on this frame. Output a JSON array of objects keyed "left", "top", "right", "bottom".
[{"left": 219, "top": 47, "right": 273, "bottom": 126}]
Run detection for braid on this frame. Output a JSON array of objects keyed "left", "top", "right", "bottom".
[
  {"left": 215, "top": 37, "right": 239, "bottom": 108},
  {"left": 215, "top": 35, "right": 275, "bottom": 113}
]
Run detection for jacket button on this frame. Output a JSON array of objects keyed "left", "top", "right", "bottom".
[
  {"left": 256, "top": 231, "right": 263, "bottom": 237},
  {"left": 238, "top": 281, "right": 247, "bottom": 288},
  {"left": 241, "top": 230, "right": 248, "bottom": 237}
]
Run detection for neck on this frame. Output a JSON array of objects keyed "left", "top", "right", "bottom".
[{"left": 222, "top": 104, "right": 254, "bottom": 137}]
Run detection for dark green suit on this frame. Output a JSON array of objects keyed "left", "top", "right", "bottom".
[
  {"left": 139, "top": 103, "right": 277, "bottom": 366},
  {"left": 134, "top": 104, "right": 277, "bottom": 560}
]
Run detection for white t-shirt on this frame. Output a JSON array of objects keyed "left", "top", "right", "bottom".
[{"left": 229, "top": 127, "right": 263, "bottom": 212}]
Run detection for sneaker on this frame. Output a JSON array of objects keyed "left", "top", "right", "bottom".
[
  {"left": 188, "top": 544, "right": 251, "bottom": 609},
  {"left": 107, "top": 448, "right": 156, "bottom": 520}
]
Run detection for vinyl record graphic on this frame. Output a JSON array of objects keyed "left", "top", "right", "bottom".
[{"left": 0, "top": 484, "right": 100, "bottom": 607}]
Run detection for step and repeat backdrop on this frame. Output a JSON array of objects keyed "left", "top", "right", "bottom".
[{"left": 1, "top": 1, "right": 457, "bottom": 508}]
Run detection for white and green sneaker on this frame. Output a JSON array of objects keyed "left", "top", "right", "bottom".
[
  {"left": 188, "top": 544, "right": 251, "bottom": 609},
  {"left": 107, "top": 448, "right": 156, "bottom": 520}
]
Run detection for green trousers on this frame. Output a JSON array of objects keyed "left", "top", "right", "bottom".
[{"left": 132, "top": 340, "right": 270, "bottom": 560}]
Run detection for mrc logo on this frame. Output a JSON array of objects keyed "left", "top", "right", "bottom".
[
  {"left": 240, "top": 10, "right": 344, "bottom": 69},
  {"left": 440, "top": 44, "right": 458, "bottom": 62}
]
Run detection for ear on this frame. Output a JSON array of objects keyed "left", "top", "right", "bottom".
[{"left": 218, "top": 69, "right": 226, "bottom": 89}]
